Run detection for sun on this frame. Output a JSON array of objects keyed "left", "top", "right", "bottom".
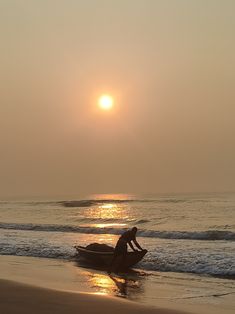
[{"left": 98, "top": 95, "right": 113, "bottom": 110}]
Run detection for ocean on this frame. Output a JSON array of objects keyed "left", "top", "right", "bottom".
[{"left": 0, "top": 193, "right": 234, "bottom": 278}]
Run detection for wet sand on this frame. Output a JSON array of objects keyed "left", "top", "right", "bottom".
[
  {"left": 0, "top": 255, "right": 234, "bottom": 314},
  {"left": 0, "top": 279, "right": 178, "bottom": 314}
]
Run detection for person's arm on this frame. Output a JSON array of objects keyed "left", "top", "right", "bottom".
[
  {"left": 133, "top": 239, "right": 144, "bottom": 251},
  {"left": 128, "top": 241, "right": 137, "bottom": 251}
]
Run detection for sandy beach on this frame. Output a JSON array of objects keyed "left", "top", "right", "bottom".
[
  {"left": 0, "top": 279, "right": 166, "bottom": 314},
  {"left": 0, "top": 255, "right": 234, "bottom": 314}
]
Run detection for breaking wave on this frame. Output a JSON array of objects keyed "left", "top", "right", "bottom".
[
  {"left": 0, "top": 222, "right": 235, "bottom": 241},
  {"left": 0, "top": 241, "right": 234, "bottom": 279},
  {"left": 60, "top": 199, "right": 135, "bottom": 207},
  {"left": 58, "top": 197, "right": 212, "bottom": 208}
]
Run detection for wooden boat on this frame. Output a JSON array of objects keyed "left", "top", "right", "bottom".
[{"left": 75, "top": 245, "right": 147, "bottom": 269}]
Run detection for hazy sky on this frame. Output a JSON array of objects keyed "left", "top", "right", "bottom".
[{"left": 0, "top": 0, "right": 235, "bottom": 198}]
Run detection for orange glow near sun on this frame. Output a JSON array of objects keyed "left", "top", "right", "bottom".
[{"left": 98, "top": 95, "right": 113, "bottom": 110}]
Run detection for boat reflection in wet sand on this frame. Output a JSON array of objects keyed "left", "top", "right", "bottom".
[{"left": 75, "top": 244, "right": 147, "bottom": 270}]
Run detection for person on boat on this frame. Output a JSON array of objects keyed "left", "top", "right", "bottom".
[{"left": 108, "top": 227, "right": 145, "bottom": 273}]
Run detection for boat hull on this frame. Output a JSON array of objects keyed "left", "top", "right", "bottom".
[{"left": 75, "top": 246, "right": 147, "bottom": 269}]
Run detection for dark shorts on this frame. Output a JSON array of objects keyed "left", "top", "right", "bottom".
[{"left": 114, "top": 238, "right": 127, "bottom": 255}]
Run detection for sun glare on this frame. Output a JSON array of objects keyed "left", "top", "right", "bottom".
[{"left": 98, "top": 95, "right": 113, "bottom": 110}]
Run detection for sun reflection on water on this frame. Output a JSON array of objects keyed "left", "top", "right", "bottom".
[
  {"left": 88, "top": 273, "right": 113, "bottom": 295},
  {"left": 84, "top": 203, "right": 129, "bottom": 221},
  {"left": 76, "top": 195, "right": 133, "bottom": 245},
  {"left": 100, "top": 204, "right": 115, "bottom": 209},
  {"left": 93, "top": 223, "right": 126, "bottom": 228},
  {"left": 91, "top": 194, "right": 134, "bottom": 200},
  {"left": 79, "top": 270, "right": 144, "bottom": 299}
]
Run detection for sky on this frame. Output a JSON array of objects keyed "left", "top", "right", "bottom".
[{"left": 0, "top": 0, "right": 235, "bottom": 198}]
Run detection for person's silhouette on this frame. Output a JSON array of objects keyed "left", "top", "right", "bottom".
[{"left": 108, "top": 227, "right": 144, "bottom": 274}]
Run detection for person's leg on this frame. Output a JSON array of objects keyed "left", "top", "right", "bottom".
[
  {"left": 108, "top": 252, "right": 118, "bottom": 274},
  {"left": 116, "top": 251, "right": 127, "bottom": 273}
]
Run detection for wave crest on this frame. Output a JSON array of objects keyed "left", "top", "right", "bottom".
[{"left": 0, "top": 222, "right": 234, "bottom": 241}]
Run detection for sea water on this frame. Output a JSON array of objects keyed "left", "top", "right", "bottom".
[{"left": 0, "top": 193, "right": 234, "bottom": 278}]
